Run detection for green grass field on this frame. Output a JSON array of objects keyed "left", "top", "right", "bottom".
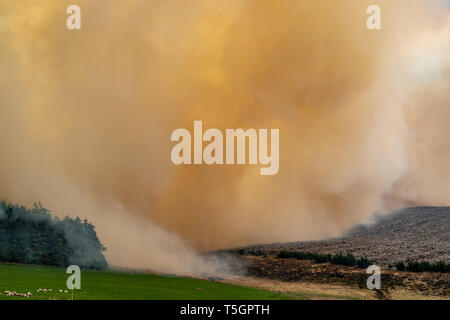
[{"left": 0, "top": 263, "right": 301, "bottom": 300}]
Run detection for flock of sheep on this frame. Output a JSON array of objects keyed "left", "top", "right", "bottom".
[
  {"left": 37, "top": 288, "right": 68, "bottom": 293},
  {"left": 3, "top": 288, "right": 69, "bottom": 298},
  {"left": 3, "top": 291, "right": 32, "bottom": 298}
]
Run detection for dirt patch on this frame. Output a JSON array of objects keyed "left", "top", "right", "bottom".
[
  {"left": 230, "top": 255, "right": 449, "bottom": 299},
  {"left": 220, "top": 275, "right": 377, "bottom": 300}
]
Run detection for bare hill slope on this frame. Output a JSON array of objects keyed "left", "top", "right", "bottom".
[{"left": 233, "top": 207, "right": 450, "bottom": 265}]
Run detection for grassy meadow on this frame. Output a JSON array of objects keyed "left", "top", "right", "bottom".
[{"left": 0, "top": 263, "right": 300, "bottom": 300}]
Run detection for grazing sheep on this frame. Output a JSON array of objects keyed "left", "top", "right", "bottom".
[{"left": 2, "top": 290, "right": 33, "bottom": 298}]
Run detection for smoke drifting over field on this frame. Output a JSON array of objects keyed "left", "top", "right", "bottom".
[{"left": 0, "top": 0, "right": 449, "bottom": 274}]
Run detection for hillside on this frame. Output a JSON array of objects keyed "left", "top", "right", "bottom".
[
  {"left": 219, "top": 207, "right": 450, "bottom": 298},
  {"left": 232, "top": 207, "right": 450, "bottom": 265}
]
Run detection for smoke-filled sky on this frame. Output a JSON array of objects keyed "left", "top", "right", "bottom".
[{"left": 0, "top": 0, "right": 449, "bottom": 273}]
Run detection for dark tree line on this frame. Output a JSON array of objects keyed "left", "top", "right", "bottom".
[
  {"left": 277, "top": 250, "right": 373, "bottom": 268},
  {"left": 0, "top": 201, "right": 107, "bottom": 270},
  {"left": 395, "top": 261, "right": 449, "bottom": 273}
]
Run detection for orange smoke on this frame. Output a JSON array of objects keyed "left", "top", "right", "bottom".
[{"left": 0, "top": 0, "right": 448, "bottom": 272}]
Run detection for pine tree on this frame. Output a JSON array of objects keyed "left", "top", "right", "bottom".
[{"left": 0, "top": 201, "right": 107, "bottom": 269}]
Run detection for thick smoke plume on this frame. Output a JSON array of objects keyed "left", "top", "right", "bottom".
[{"left": 0, "top": 0, "right": 449, "bottom": 274}]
